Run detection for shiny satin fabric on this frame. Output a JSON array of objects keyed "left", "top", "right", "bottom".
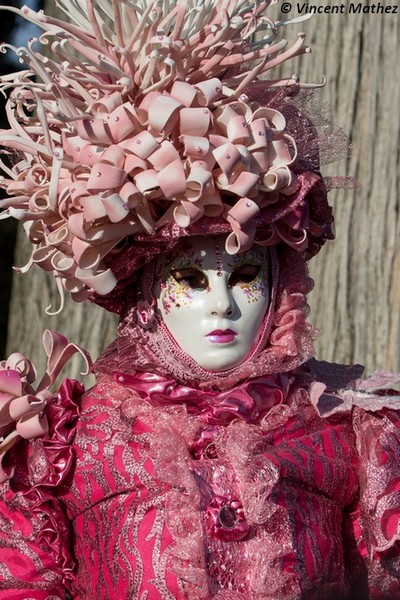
[
  {"left": 113, "top": 370, "right": 289, "bottom": 426},
  {"left": 1, "top": 366, "right": 400, "bottom": 598}
]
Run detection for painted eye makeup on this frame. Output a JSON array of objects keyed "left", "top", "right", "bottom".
[
  {"left": 228, "top": 264, "right": 261, "bottom": 287},
  {"left": 170, "top": 268, "right": 208, "bottom": 290}
]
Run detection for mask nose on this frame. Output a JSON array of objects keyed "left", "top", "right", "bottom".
[{"left": 208, "top": 277, "right": 235, "bottom": 317}]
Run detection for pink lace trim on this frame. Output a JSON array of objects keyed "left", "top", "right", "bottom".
[{"left": 96, "top": 247, "right": 316, "bottom": 391}]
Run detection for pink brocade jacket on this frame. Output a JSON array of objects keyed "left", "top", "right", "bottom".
[{"left": 1, "top": 363, "right": 400, "bottom": 600}]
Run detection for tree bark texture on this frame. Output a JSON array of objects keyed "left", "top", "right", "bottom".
[
  {"left": 279, "top": 6, "right": 400, "bottom": 375},
  {"left": 5, "top": 3, "right": 399, "bottom": 378}
]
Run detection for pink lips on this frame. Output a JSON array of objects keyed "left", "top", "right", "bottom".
[{"left": 206, "top": 329, "right": 237, "bottom": 344}]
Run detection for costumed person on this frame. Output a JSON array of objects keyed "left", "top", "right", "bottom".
[{"left": 0, "top": 1, "right": 399, "bottom": 598}]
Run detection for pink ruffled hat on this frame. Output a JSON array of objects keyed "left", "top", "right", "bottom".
[{"left": 0, "top": 0, "right": 334, "bottom": 314}]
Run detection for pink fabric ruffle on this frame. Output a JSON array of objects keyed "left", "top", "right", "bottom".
[
  {"left": 0, "top": 1, "right": 334, "bottom": 313},
  {"left": 8, "top": 378, "right": 84, "bottom": 590},
  {"left": 114, "top": 370, "right": 289, "bottom": 426}
]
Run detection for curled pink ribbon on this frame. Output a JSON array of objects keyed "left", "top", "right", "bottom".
[
  {"left": 0, "top": 330, "right": 91, "bottom": 482},
  {"left": 0, "top": 1, "right": 327, "bottom": 311}
]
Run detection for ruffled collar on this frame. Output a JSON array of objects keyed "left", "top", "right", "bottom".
[{"left": 114, "top": 370, "right": 291, "bottom": 426}]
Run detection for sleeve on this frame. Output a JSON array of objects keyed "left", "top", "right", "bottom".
[
  {"left": 0, "top": 378, "right": 85, "bottom": 599},
  {"left": 348, "top": 405, "right": 400, "bottom": 599},
  {"left": 309, "top": 365, "right": 400, "bottom": 597},
  {"left": 0, "top": 483, "right": 68, "bottom": 599}
]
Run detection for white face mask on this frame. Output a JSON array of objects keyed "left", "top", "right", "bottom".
[{"left": 153, "top": 237, "right": 270, "bottom": 371}]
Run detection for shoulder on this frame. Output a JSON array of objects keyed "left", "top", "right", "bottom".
[
  {"left": 0, "top": 376, "right": 84, "bottom": 487},
  {"left": 307, "top": 358, "right": 400, "bottom": 417},
  {"left": 0, "top": 377, "right": 84, "bottom": 594},
  {"left": 0, "top": 329, "right": 90, "bottom": 484},
  {"left": 306, "top": 360, "right": 400, "bottom": 557}
]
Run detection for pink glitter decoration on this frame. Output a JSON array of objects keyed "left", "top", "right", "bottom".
[{"left": 215, "top": 238, "right": 224, "bottom": 277}]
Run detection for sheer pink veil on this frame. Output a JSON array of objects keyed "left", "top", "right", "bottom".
[{"left": 95, "top": 243, "right": 316, "bottom": 391}]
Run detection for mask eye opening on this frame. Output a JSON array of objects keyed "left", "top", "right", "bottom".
[
  {"left": 228, "top": 264, "right": 262, "bottom": 287},
  {"left": 170, "top": 267, "right": 208, "bottom": 290}
]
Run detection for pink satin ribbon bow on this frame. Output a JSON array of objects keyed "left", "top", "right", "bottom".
[{"left": 0, "top": 330, "right": 91, "bottom": 482}]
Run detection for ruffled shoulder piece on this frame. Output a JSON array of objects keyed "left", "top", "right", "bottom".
[
  {"left": 0, "top": 329, "right": 91, "bottom": 482},
  {"left": 309, "top": 361, "right": 400, "bottom": 556},
  {"left": 308, "top": 360, "right": 400, "bottom": 417}
]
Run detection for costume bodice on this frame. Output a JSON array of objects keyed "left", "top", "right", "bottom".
[
  {"left": 1, "top": 365, "right": 400, "bottom": 599},
  {"left": 61, "top": 367, "right": 399, "bottom": 599}
]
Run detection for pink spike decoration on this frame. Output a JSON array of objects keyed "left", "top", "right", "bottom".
[{"left": 0, "top": 1, "right": 333, "bottom": 311}]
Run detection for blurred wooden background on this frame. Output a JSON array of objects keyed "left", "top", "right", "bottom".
[{"left": 3, "top": 2, "right": 399, "bottom": 380}]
